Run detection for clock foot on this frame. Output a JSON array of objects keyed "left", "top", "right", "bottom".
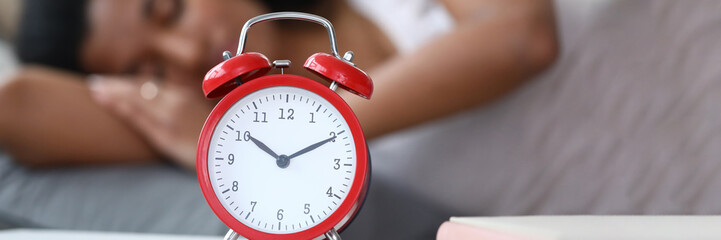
[
  {"left": 324, "top": 228, "right": 341, "bottom": 240},
  {"left": 221, "top": 228, "right": 340, "bottom": 240},
  {"left": 223, "top": 229, "right": 248, "bottom": 240}
]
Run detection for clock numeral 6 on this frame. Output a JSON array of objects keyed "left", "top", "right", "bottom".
[
  {"left": 278, "top": 108, "right": 295, "bottom": 120},
  {"left": 277, "top": 209, "right": 284, "bottom": 220},
  {"left": 236, "top": 131, "right": 250, "bottom": 141},
  {"left": 304, "top": 203, "right": 310, "bottom": 214}
]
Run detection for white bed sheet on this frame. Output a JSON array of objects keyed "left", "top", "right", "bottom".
[
  {"left": 0, "top": 40, "right": 17, "bottom": 82},
  {"left": 370, "top": 0, "right": 721, "bottom": 215}
]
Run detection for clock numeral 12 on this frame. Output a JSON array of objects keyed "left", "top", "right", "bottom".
[{"left": 278, "top": 108, "right": 295, "bottom": 120}]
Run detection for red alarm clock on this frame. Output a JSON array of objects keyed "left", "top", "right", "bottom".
[{"left": 196, "top": 12, "right": 372, "bottom": 240}]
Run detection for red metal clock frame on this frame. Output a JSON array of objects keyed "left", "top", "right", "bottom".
[{"left": 197, "top": 74, "right": 370, "bottom": 240}]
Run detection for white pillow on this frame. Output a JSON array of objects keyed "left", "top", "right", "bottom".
[{"left": 0, "top": 40, "right": 18, "bottom": 83}]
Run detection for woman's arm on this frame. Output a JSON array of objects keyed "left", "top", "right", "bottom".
[
  {"left": 0, "top": 66, "right": 157, "bottom": 167},
  {"left": 346, "top": 0, "right": 558, "bottom": 138}
]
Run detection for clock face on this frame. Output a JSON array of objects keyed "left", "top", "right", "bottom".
[{"left": 207, "top": 86, "right": 357, "bottom": 234}]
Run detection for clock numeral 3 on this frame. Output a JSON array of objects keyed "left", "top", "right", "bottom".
[{"left": 333, "top": 158, "right": 340, "bottom": 170}]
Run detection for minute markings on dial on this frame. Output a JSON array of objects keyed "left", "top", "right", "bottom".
[{"left": 209, "top": 88, "right": 356, "bottom": 234}]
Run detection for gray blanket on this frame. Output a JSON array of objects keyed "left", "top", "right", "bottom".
[{"left": 0, "top": 152, "right": 448, "bottom": 239}]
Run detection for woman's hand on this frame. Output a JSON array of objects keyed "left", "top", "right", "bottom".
[{"left": 90, "top": 75, "right": 213, "bottom": 170}]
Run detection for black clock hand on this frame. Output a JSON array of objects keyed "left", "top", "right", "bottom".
[
  {"left": 287, "top": 135, "right": 337, "bottom": 160},
  {"left": 247, "top": 134, "right": 279, "bottom": 160}
]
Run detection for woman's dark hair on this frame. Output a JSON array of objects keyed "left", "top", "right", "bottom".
[
  {"left": 15, "top": 0, "right": 325, "bottom": 73},
  {"left": 16, "top": 0, "right": 88, "bottom": 72}
]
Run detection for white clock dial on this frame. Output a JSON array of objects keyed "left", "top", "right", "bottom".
[{"left": 207, "top": 86, "right": 356, "bottom": 234}]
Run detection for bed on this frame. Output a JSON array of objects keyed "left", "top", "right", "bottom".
[{"left": 1, "top": 0, "right": 721, "bottom": 239}]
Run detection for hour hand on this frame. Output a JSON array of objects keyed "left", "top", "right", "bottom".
[{"left": 247, "top": 134, "right": 279, "bottom": 160}]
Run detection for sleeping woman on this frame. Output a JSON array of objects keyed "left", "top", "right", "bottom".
[
  {"left": 0, "top": 0, "right": 557, "bottom": 170},
  {"left": 0, "top": 0, "right": 558, "bottom": 237}
]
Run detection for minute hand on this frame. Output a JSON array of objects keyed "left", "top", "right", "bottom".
[{"left": 287, "top": 136, "right": 337, "bottom": 160}]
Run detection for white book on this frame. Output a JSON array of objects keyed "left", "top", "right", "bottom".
[{"left": 443, "top": 215, "right": 721, "bottom": 240}]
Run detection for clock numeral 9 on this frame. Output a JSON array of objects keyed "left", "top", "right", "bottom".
[
  {"left": 304, "top": 203, "right": 310, "bottom": 214},
  {"left": 333, "top": 158, "right": 340, "bottom": 170},
  {"left": 228, "top": 153, "right": 235, "bottom": 165},
  {"left": 236, "top": 131, "right": 250, "bottom": 141},
  {"left": 277, "top": 209, "right": 284, "bottom": 220},
  {"left": 253, "top": 112, "right": 268, "bottom": 123},
  {"left": 278, "top": 108, "right": 295, "bottom": 120},
  {"left": 232, "top": 181, "right": 238, "bottom": 192}
]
